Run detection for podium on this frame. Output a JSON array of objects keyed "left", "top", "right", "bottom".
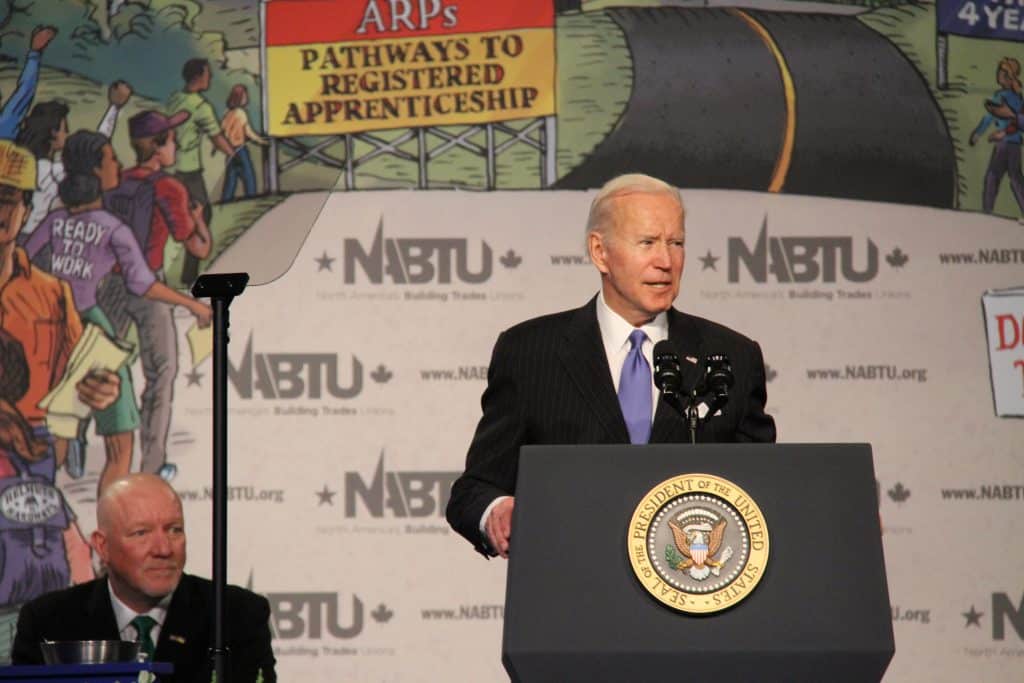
[
  {"left": 0, "top": 662, "right": 172, "bottom": 682},
  {"left": 502, "top": 443, "right": 895, "bottom": 683}
]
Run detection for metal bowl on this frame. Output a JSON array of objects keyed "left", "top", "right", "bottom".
[{"left": 40, "top": 639, "right": 141, "bottom": 665}]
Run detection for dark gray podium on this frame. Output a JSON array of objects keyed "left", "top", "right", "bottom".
[{"left": 502, "top": 443, "right": 894, "bottom": 683}]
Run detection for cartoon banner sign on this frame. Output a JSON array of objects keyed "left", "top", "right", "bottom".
[
  {"left": 937, "top": 0, "right": 1024, "bottom": 40},
  {"left": 262, "top": 0, "right": 556, "bottom": 136},
  {"left": 982, "top": 286, "right": 1024, "bottom": 417}
]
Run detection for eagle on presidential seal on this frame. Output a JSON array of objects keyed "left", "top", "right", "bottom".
[{"left": 666, "top": 508, "right": 735, "bottom": 581}]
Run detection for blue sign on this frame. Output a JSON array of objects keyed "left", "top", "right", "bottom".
[{"left": 938, "top": 0, "right": 1024, "bottom": 41}]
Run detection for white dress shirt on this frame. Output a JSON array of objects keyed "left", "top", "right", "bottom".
[
  {"left": 595, "top": 290, "right": 668, "bottom": 420},
  {"left": 108, "top": 581, "right": 172, "bottom": 650},
  {"left": 479, "top": 292, "right": 670, "bottom": 539}
]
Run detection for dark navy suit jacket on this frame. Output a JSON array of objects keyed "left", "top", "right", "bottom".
[{"left": 446, "top": 297, "right": 777, "bottom": 555}]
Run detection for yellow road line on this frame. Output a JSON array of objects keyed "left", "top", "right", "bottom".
[{"left": 730, "top": 8, "right": 796, "bottom": 193}]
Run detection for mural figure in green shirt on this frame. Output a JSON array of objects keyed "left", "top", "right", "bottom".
[{"left": 165, "top": 59, "right": 233, "bottom": 286}]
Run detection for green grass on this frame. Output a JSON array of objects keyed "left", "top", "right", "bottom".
[
  {"left": 191, "top": 0, "right": 260, "bottom": 49},
  {"left": 861, "top": 3, "right": 1023, "bottom": 216},
  {"left": 163, "top": 194, "right": 286, "bottom": 289}
]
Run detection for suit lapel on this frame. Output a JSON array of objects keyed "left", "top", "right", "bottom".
[
  {"left": 155, "top": 575, "right": 199, "bottom": 670},
  {"left": 650, "top": 308, "right": 704, "bottom": 443},
  {"left": 556, "top": 298, "right": 630, "bottom": 442},
  {"left": 85, "top": 579, "right": 121, "bottom": 639}
]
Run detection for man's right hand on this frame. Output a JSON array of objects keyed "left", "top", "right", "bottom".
[
  {"left": 485, "top": 497, "right": 515, "bottom": 559},
  {"left": 76, "top": 369, "right": 120, "bottom": 412},
  {"left": 30, "top": 26, "right": 57, "bottom": 53},
  {"left": 190, "top": 300, "right": 213, "bottom": 328}
]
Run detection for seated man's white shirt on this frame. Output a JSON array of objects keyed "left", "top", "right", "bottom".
[{"left": 109, "top": 581, "right": 173, "bottom": 646}]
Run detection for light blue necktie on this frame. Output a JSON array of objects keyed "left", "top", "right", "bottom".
[{"left": 618, "top": 329, "right": 652, "bottom": 444}]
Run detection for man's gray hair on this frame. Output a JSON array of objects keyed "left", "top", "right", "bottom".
[{"left": 585, "top": 173, "right": 685, "bottom": 238}]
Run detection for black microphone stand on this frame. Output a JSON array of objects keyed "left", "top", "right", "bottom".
[
  {"left": 653, "top": 344, "right": 703, "bottom": 445},
  {"left": 684, "top": 389, "right": 702, "bottom": 445},
  {"left": 191, "top": 273, "right": 249, "bottom": 683}
]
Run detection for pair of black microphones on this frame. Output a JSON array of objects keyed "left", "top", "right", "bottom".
[{"left": 652, "top": 340, "right": 734, "bottom": 442}]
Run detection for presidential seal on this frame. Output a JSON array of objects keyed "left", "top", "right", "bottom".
[{"left": 627, "top": 474, "right": 769, "bottom": 614}]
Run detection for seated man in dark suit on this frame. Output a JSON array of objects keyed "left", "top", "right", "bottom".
[
  {"left": 446, "top": 173, "right": 777, "bottom": 558},
  {"left": 12, "top": 473, "right": 276, "bottom": 682}
]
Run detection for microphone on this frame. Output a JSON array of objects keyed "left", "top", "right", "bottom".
[
  {"left": 702, "top": 354, "right": 734, "bottom": 416},
  {"left": 652, "top": 340, "right": 683, "bottom": 397}
]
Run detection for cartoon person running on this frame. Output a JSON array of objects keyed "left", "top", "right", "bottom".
[{"left": 971, "top": 57, "right": 1024, "bottom": 214}]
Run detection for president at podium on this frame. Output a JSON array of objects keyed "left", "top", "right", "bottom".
[{"left": 446, "top": 173, "right": 777, "bottom": 558}]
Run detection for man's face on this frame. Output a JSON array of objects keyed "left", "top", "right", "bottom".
[
  {"left": 998, "top": 66, "right": 1012, "bottom": 88},
  {"left": 53, "top": 118, "right": 68, "bottom": 154},
  {"left": 0, "top": 185, "right": 28, "bottom": 245},
  {"left": 94, "top": 483, "right": 187, "bottom": 611},
  {"left": 156, "top": 129, "right": 177, "bottom": 167},
  {"left": 589, "top": 191, "right": 685, "bottom": 326},
  {"left": 198, "top": 65, "right": 212, "bottom": 91},
  {"left": 95, "top": 144, "right": 122, "bottom": 192}
]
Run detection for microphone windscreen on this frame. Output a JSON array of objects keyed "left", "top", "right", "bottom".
[
  {"left": 653, "top": 340, "right": 682, "bottom": 394},
  {"left": 705, "top": 354, "right": 735, "bottom": 389},
  {"left": 653, "top": 340, "right": 677, "bottom": 362}
]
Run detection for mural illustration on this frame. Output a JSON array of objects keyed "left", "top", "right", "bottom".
[{"left": 0, "top": 1, "right": 1018, "bottom": 680}]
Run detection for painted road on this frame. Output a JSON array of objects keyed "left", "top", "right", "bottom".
[{"left": 555, "top": 7, "right": 956, "bottom": 208}]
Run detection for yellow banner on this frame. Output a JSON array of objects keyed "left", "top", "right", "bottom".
[{"left": 266, "top": 29, "right": 555, "bottom": 136}]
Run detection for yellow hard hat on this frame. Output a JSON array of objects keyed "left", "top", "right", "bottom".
[{"left": 0, "top": 140, "right": 36, "bottom": 191}]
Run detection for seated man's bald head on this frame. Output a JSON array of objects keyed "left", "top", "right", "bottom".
[
  {"left": 92, "top": 473, "right": 187, "bottom": 613},
  {"left": 96, "top": 473, "right": 181, "bottom": 530}
]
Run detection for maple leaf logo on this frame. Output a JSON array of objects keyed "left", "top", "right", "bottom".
[
  {"left": 371, "top": 603, "right": 394, "bottom": 623},
  {"left": 765, "top": 365, "right": 778, "bottom": 383},
  {"left": 371, "top": 364, "right": 393, "bottom": 383},
  {"left": 887, "top": 482, "right": 911, "bottom": 503},
  {"left": 499, "top": 249, "right": 522, "bottom": 269},
  {"left": 886, "top": 248, "right": 909, "bottom": 268}
]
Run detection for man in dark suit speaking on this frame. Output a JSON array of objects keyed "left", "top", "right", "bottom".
[
  {"left": 12, "top": 474, "right": 276, "bottom": 682},
  {"left": 446, "top": 173, "right": 776, "bottom": 558}
]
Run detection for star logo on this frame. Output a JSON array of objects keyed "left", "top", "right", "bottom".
[
  {"left": 699, "top": 250, "right": 719, "bottom": 271},
  {"left": 963, "top": 605, "right": 983, "bottom": 627},
  {"left": 315, "top": 484, "right": 337, "bottom": 506},
  {"left": 315, "top": 251, "right": 336, "bottom": 272},
  {"left": 185, "top": 369, "right": 203, "bottom": 387}
]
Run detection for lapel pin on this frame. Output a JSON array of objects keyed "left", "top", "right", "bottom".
[{"left": 169, "top": 634, "right": 186, "bottom": 645}]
